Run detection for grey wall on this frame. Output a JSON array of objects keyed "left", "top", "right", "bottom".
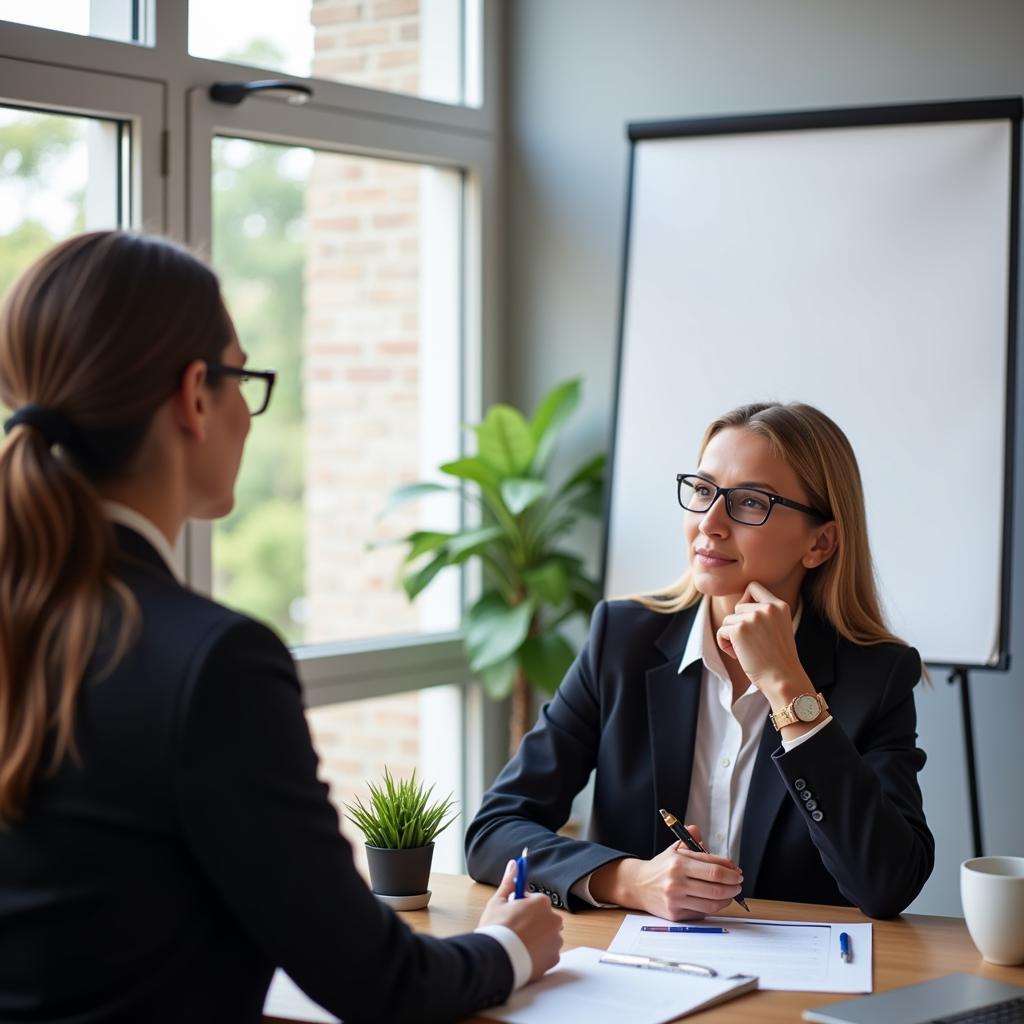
[{"left": 502, "top": 0, "right": 1024, "bottom": 916}]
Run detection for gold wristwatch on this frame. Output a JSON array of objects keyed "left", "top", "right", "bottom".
[{"left": 769, "top": 691, "right": 829, "bottom": 731}]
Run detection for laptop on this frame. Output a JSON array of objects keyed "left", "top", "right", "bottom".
[{"left": 802, "top": 974, "right": 1024, "bottom": 1024}]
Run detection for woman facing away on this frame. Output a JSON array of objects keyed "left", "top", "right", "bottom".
[
  {"left": 466, "top": 401, "right": 934, "bottom": 921},
  {"left": 0, "top": 230, "right": 562, "bottom": 1024}
]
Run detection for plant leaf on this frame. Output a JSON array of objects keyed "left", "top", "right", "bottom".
[
  {"left": 473, "top": 405, "right": 536, "bottom": 476},
  {"left": 557, "top": 452, "right": 606, "bottom": 495},
  {"left": 530, "top": 379, "right": 580, "bottom": 472},
  {"left": 500, "top": 477, "right": 547, "bottom": 516},
  {"left": 379, "top": 481, "right": 453, "bottom": 518},
  {"left": 479, "top": 655, "right": 518, "bottom": 699},
  {"left": 517, "top": 633, "right": 577, "bottom": 694},
  {"left": 522, "top": 559, "right": 569, "bottom": 606},
  {"left": 440, "top": 456, "right": 502, "bottom": 494},
  {"left": 400, "top": 530, "right": 453, "bottom": 563},
  {"left": 445, "top": 525, "right": 505, "bottom": 563},
  {"left": 570, "top": 577, "right": 600, "bottom": 616},
  {"left": 402, "top": 551, "right": 451, "bottom": 600},
  {"left": 464, "top": 592, "right": 534, "bottom": 671},
  {"left": 570, "top": 486, "right": 605, "bottom": 518},
  {"left": 343, "top": 767, "right": 458, "bottom": 849}
]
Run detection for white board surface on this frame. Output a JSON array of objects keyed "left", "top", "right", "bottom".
[{"left": 606, "top": 115, "right": 1014, "bottom": 666}]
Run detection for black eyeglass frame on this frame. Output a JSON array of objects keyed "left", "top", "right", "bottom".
[
  {"left": 676, "top": 473, "right": 829, "bottom": 527},
  {"left": 205, "top": 364, "right": 277, "bottom": 416}
]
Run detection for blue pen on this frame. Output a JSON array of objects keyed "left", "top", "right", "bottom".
[
  {"left": 514, "top": 846, "right": 528, "bottom": 900},
  {"left": 641, "top": 925, "right": 729, "bottom": 934},
  {"left": 839, "top": 931, "right": 852, "bottom": 962}
]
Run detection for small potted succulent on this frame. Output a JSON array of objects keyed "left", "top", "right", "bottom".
[{"left": 344, "top": 767, "right": 457, "bottom": 910}]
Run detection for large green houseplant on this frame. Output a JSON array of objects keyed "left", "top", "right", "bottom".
[{"left": 383, "top": 379, "right": 605, "bottom": 752}]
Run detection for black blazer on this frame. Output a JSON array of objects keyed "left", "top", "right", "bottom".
[
  {"left": 0, "top": 528, "right": 512, "bottom": 1024},
  {"left": 466, "top": 599, "right": 934, "bottom": 920}
]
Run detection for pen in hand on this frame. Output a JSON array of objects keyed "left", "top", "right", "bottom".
[
  {"left": 659, "top": 808, "right": 750, "bottom": 912},
  {"left": 513, "top": 846, "right": 528, "bottom": 900}
]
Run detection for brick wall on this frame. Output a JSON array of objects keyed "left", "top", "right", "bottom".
[{"left": 311, "top": 0, "right": 421, "bottom": 97}]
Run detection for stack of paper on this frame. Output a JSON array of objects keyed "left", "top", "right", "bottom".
[{"left": 480, "top": 946, "right": 756, "bottom": 1024}]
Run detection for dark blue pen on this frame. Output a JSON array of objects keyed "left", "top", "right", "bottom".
[
  {"left": 514, "top": 846, "right": 528, "bottom": 900},
  {"left": 641, "top": 925, "right": 729, "bottom": 933},
  {"left": 839, "top": 931, "right": 852, "bottom": 962}
]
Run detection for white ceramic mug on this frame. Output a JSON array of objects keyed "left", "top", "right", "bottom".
[{"left": 960, "top": 856, "right": 1024, "bottom": 965}]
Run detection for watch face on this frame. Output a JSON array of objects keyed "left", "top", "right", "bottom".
[{"left": 794, "top": 694, "right": 820, "bottom": 722}]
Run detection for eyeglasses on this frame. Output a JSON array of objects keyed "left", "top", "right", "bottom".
[
  {"left": 676, "top": 473, "right": 828, "bottom": 527},
  {"left": 206, "top": 364, "right": 276, "bottom": 416}
]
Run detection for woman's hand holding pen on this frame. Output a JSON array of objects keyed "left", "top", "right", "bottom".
[
  {"left": 714, "top": 581, "right": 814, "bottom": 710},
  {"left": 589, "top": 826, "right": 744, "bottom": 921},
  {"left": 478, "top": 858, "right": 564, "bottom": 982}
]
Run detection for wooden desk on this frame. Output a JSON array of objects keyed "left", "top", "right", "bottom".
[{"left": 266, "top": 873, "right": 1024, "bottom": 1023}]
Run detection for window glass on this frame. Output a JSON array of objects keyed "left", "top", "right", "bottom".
[
  {"left": 307, "top": 685, "right": 463, "bottom": 874},
  {"left": 190, "top": 0, "right": 477, "bottom": 107},
  {"left": 0, "top": 0, "right": 144, "bottom": 45},
  {"left": 0, "top": 106, "right": 125, "bottom": 298},
  {"left": 211, "top": 137, "right": 462, "bottom": 646}
]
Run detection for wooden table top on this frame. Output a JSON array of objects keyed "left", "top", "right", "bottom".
[{"left": 266, "top": 872, "right": 1024, "bottom": 1023}]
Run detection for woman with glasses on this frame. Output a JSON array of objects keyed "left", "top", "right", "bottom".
[
  {"left": 467, "top": 401, "right": 933, "bottom": 921},
  {"left": 0, "top": 231, "right": 562, "bottom": 1023}
]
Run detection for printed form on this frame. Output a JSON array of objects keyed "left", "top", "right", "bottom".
[{"left": 608, "top": 914, "right": 872, "bottom": 993}]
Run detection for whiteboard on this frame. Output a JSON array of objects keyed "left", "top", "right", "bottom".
[{"left": 605, "top": 101, "right": 1020, "bottom": 668}]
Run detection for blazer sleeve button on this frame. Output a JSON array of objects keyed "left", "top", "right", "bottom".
[
  {"left": 805, "top": 799, "right": 818, "bottom": 811},
  {"left": 811, "top": 809, "right": 824, "bottom": 823},
  {"left": 800, "top": 789, "right": 813, "bottom": 801},
  {"left": 794, "top": 778, "right": 807, "bottom": 790}
]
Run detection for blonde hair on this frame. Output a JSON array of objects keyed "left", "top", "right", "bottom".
[{"left": 633, "top": 401, "right": 903, "bottom": 649}]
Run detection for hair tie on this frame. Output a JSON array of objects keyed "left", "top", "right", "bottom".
[{"left": 3, "top": 404, "right": 79, "bottom": 449}]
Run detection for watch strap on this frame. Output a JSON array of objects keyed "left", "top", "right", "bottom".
[{"left": 770, "top": 691, "right": 828, "bottom": 731}]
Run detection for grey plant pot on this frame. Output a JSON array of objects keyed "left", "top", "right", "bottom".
[{"left": 365, "top": 842, "right": 434, "bottom": 897}]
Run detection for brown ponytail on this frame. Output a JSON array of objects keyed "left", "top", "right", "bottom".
[{"left": 0, "top": 231, "right": 232, "bottom": 821}]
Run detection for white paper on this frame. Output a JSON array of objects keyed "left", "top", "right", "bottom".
[
  {"left": 608, "top": 914, "right": 872, "bottom": 993},
  {"left": 480, "top": 946, "right": 755, "bottom": 1024},
  {"left": 263, "top": 969, "right": 340, "bottom": 1023}
]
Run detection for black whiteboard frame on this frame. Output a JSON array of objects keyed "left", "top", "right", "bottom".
[{"left": 603, "top": 97, "right": 1022, "bottom": 673}]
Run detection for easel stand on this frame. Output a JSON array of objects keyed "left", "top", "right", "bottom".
[{"left": 948, "top": 666, "right": 984, "bottom": 859}]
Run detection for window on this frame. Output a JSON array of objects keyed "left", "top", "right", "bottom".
[
  {"left": 189, "top": 0, "right": 480, "bottom": 107},
  {"left": 0, "top": 0, "right": 147, "bottom": 45},
  {"left": 0, "top": 3, "right": 503, "bottom": 859},
  {"left": 0, "top": 106, "right": 126, "bottom": 293},
  {"left": 210, "top": 139, "right": 463, "bottom": 645},
  {"left": 309, "top": 684, "right": 464, "bottom": 873}
]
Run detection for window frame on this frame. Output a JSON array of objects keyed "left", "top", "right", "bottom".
[{"left": 0, "top": 55, "right": 164, "bottom": 232}]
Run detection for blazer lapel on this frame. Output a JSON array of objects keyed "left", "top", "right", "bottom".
[
  {"left": 739, "top": 601, "right": 838, "bottom": 890},
  {"left": 646, "top": 606, "right": 701, "bottom": 857}
]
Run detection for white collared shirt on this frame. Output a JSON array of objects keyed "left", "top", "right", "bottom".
[
  {"left": 103, "top": 501, "right": 183, "bottom": 583},
  {"left": 679, "top": 597, "right": 830, "bottom": 865},
  {"left": 573, "top": 596, "right": 831, "bottom": 906},
  {"left": 474, "top": 925, "right": 531, "bottom": 991}
]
